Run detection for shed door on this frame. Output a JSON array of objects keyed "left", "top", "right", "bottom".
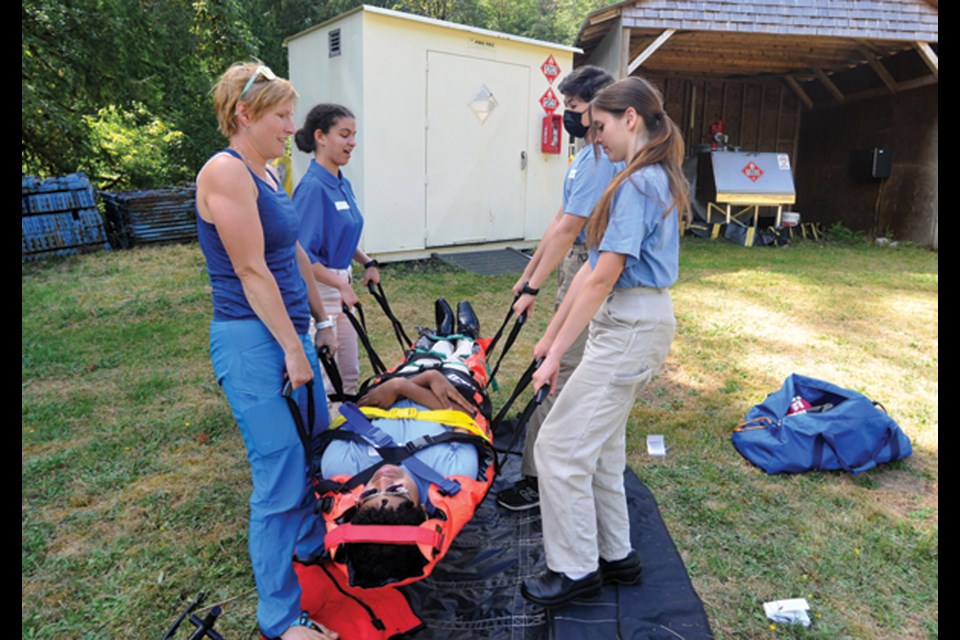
[{"left": 425, "top": 51, "right": 529, "bottom": 247}]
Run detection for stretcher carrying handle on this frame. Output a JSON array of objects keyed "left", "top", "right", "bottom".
[
  {"left": 341, "top": 301, "right": 388, "bottom": 375},
  {"left": 485, "top": 290, "right": 521, "bottom": 358},
  {"left": 499, "top": 358, "right": 550, "bottom": 457},
  {"left": 317, "top": 345, "right": 360, "bottom": 404},
  {"left": 367, "top": 280, "right": 413, "bottom": 351},
  {"left": 162, "top": 592, "right": 225, "bottom": 640},
  {"left": 186, "top": 607, "right": 224, "bottom": 640},
  {"left": 485, "top": 292, "right": 528, "bottom": 389},
  {"left": 162, "top": 592, "right": 205, "bottom": 640},
  {"left": 282, "top": 377, "right": 319, "bottom": 471},
  {"left": 492, "top": 356, "right": 549, "bottom": 453}
]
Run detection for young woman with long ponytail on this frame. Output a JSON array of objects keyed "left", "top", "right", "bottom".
[{"left": 522, "top": 76, "right": 689, "bottom": 607}]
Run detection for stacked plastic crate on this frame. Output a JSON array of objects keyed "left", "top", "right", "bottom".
[
  {"left": 99, "top": 187, "right": 197, "bottom": 249},
  {"left": 22, "top": 173, "right": 110, "bottom": 261}
]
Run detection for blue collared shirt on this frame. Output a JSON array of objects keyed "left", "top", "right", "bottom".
[
  {"left": 320, "top": 400, "right": 480, "bottom": 512},
  {"left": 563, "top": 145, "right": 622, "bottom": 244},
  {"left": 294, "top": 160, "right": 364, "bottom": 270},
  {"left": 588, "top": 164, "right": 680, "bottom": 289}
]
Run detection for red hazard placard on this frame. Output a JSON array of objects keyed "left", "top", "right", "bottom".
[
  {"left": 541, "top": 55, "right": 561, "bottom": 84},
  {"left": 742, "top": 161, "right": 764, "bottom": 182},
  {"left": 540, "top": 87, "right": 559, "bottom": 114}
]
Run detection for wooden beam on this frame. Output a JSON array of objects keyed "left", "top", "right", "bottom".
[
  {"left": 776, "top": 84, "right": 784, "bottom": 152},
  {"left": 914, "top": 41, "right": 939, "bottom": 79},
  {"left": 797, "top": 73, "right": 936, "bottom": 109},
  {"left": 721, "top": 81, "right": 729, "bottom": 124},
  {"left": 699, "top": 79, "right": 709, "bottom": 146},
  {"left": 857, "top": 45, "right": 897, "bottom": 91},
  {"left": 688, "top": 83, "right": 697, "bottom": 146},
  {"left": 856, "top": 38, "right": 887, "bottom": 58},
  {"left": 894, "top": 74, "right": 938, "bottom": 92},
  {"left": 791, "top": 101, "right": 802, "bottom": 176},
  {"left": 738, "top": 82, "right": 747, "bottom": 145},
  {"left": 813, "top": 67, "right": 845, "bottom": 103},
  {"left": 587, "top": 6, "right": 621, "bottom": 26},
  {"left": 756, "top": 83, "right": 765, "bottom": 149},
  {"left": 627, "top": 28, "right": 676, "bottom": 75},
  {"left": 784, "top": 75, "right": 814, "bottom": 110},
  {"left": 619, "top": 26, "right": 631, "bottom": 79}
]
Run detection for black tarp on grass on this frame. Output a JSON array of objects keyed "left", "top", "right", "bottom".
[{"left": 403, "top": 428, "right": 713, "bottom": 640}]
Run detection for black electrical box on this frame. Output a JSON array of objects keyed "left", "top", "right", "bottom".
[{"left": 850, "top": 146, "right": 893, "bottom": 181}]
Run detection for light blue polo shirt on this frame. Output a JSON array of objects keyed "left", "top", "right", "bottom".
[
  {"left": 320, "top": 400, "right": 480, "bottom": 512},
  {"left": 294, "top": 160, "right": 364, "bottom": 270},
  {"left": 588, "top": 164, "right": 680, "bottom": 289},
  {"left": 563, "top": 145, "right": 622, "bottom": 244}
]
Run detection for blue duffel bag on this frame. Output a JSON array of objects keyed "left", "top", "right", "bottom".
[{"left": 732, "top": 374, "right": 912, "bottom": 475}]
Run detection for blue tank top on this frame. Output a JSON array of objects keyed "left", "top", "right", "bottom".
[{"left": 197, "top": 149, "right": 311, "bottom": 333}]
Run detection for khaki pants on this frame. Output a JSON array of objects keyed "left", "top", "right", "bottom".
[
  {"left": 534, "top": 287, "right": 675, "bottom": 573},
  {"left": 521, "top": 243, "right": 590, "bottom": 477},
  {"left": 310, "top": 268, "right": 360, "bottom": 401}
]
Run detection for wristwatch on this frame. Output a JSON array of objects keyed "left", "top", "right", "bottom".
[{"left": 520, "top": 282, "right": 540, "bottom": 296}]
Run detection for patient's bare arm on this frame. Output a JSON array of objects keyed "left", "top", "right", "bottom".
[
  {"left": 359, "top": 378, "right": 438, "bottom": 409},
  {"left": 412, "top": 371, "right": 476, "bottom": 415},
  {"left": 358, "top": 371, "right": 475, "bottom": 414}
]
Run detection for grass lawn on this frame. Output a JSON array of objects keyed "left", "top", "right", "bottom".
[{"left": 22, "top": 238, "right": 938, "bottom": 639}]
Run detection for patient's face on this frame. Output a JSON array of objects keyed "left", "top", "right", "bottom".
[{"left": 358, "top": 464, "right": 420, "bottom": 510}]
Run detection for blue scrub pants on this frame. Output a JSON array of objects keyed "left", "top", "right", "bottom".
[{"left": 210, "top": 319, "right": 329, "bottom": 638}]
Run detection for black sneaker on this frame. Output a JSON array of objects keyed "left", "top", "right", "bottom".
[{"left": 496, "top": 476, "right": 540, "bottom": 511}]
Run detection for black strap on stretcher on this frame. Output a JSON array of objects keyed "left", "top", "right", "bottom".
[
  {"left": 341, "top": 302, "right": 388, "bottom": 376},
  {"left": 338, "top": 281, "right": 413, "bottom": 382},
  {"left": 283, "top": 369, "right": 490, "bottom": 496},
  {"left": 366, "top": 281, "right": 413, "bottom": 351},
  {"left": 484, "top": 293, "right": 528, "bottom": 389},
  {"left": 161, "top": 592, "right": 225, "bottom": 640},
  {"left": 317, "top": 346, "right": 361, "bottom": 404},
  {"left": 490, "top": 357, "right": 550, "bottom": 454},
  {"left": 314, "top": 403, "right": 472, "bottom": 499},
  {"left": 282, "top": 378, "right": 320, "bottom": 472}
]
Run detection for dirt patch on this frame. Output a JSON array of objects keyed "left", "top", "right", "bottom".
[{"left": 870, "top": 471, "right": 938, "bottom": 525}]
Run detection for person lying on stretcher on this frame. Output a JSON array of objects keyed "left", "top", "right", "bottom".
[{"left": 310, "top": 300, "right": 496, "bottom": 590}]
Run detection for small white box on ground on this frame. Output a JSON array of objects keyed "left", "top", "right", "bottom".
[{"left": 646, "top": 434, "right": 667, "bottom": 457}]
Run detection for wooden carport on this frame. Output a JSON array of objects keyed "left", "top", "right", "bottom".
[{"left": 575, "top": 0, "right": 938, "bottom": 245}]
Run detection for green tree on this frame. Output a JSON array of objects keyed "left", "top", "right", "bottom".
[
  {"left": 22, "top": 0, "right": 606, "bottom": 189},
  {"left": 22, "top": 0, "right": 260, "bottom": 188},
  {"left": 83, "top": 102, "right": 187, "bottom": 188}
]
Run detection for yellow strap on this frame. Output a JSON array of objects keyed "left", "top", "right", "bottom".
[{"left": 330, "top": 406, "right": 490, "bottom": 443}]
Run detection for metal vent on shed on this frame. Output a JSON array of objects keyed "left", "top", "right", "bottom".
[{"left": 328, "top": 29, "right": 341, "bottom": 57}]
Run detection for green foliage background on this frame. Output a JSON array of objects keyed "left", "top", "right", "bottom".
[{"left": 22, "top": 0, "right": 602, "bottom": 190}]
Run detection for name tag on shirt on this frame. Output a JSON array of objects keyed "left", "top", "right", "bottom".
[
  {"left": 334, "top": 200, "right": 350, "bottom": 211},
  {"left": 567, "top": 169, "right": 577, "bottom": 179}
]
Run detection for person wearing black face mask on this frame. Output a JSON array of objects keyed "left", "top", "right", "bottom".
[
  {"left": 562, "top": 108, "right": 590, "bottom": 139},
  {"left": 497, "top": 65, "right": 622, "bottom": 513}
]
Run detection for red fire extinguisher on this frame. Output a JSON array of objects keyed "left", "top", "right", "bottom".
[{"left": 541, "top": 113, "right": 562, "bottom": 154}]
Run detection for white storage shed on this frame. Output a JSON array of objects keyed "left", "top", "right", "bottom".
[{"left": 286, "top": 5, "right": 579, "bottom": 261}]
